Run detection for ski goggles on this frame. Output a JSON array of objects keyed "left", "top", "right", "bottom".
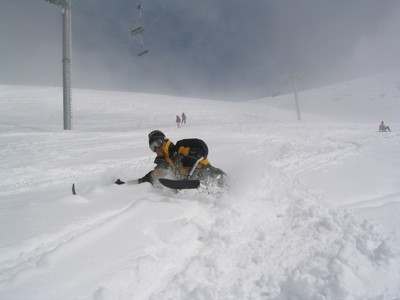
[{"left": 149, "top": 137, "right": 165, "bottom": 152}]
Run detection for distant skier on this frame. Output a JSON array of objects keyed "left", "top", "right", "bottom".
[
  {"left": 181, "top": 112, "right": 187, "bottom": 124},
  {"left": 135, "top": 130, "right": 228, "bottom": 190},
  {"left": 379, "top": 121, "right": 391, "bottom": 132},
  {"left": 176, "top": 115, "right": 181, "bottom": 128}
]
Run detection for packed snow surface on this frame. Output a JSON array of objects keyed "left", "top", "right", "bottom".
[{"left": 1, "top": 72, "right": 400, "bottom": 299}]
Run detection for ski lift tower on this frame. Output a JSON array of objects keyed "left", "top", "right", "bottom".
[
  {"left": 282, "top": 72, "right": 307, "bottom": 121},
  {"left": 46, "top": 0, "right": 72, "bottom": 130}
]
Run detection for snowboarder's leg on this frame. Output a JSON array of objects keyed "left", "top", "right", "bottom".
[{"left": 192, "top": 165, "right": 229, "bottom": 194}]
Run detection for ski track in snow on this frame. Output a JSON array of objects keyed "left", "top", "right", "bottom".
[{"left": 0, "top": 197, "right": 145, "bottom": 283}]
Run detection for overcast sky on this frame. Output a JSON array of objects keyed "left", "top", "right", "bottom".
[{"left": 1, "top": 0, "right": 400, "bottom": 100}]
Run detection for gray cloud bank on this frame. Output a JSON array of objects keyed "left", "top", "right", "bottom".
[{"left": 1, "top": 0, "right": 400, "bottom": 100}]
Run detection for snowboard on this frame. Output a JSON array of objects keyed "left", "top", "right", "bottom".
[{"left": 158, "top": 178, "right": 200, "bottom": 189}]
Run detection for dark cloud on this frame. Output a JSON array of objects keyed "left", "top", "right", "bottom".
[{"left": 1, "top": 0, "right": 399, "bottom": 100}]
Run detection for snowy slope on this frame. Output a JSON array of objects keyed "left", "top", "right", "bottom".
[
  {"left": 0, "top": 72, "right": 399, "bottom": 299},
  {"left": 252, "top": 70, "right": 400, "bottom": 123}
]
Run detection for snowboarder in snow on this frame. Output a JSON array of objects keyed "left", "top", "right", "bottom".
[
  {"left": 379, "top": 121, "right": 391, "bottom": 132},
  {"left": 176, "top": 115, "right": 181, "bottom": 128},
  {"left": 137, "top": 130, "right": 228, "bottom": 190},
  {"left": 181, "top": 112, "right": 187, "bottom": 124}
]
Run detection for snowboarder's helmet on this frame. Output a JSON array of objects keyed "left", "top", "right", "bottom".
[{"left": 148, "top": 130, "right": 166, "bottom": 152}]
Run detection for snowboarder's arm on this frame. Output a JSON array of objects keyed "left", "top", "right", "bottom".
[{"left": 138, "top": 171, "right": 153, "bottom": 184}]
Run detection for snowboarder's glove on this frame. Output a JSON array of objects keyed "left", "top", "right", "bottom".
[{"left": 115, "top": 179, "right": 125, "bottom": 185}]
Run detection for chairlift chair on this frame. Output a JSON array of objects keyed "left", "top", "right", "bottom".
[
  {"left": 131, "top": 4, "right": 144, "bottom": 34},
  {"left": 138, "top": 48, "right": 149, "bottom": 56},
  {"left": 130, "top": 26, "right": 145, "bottom": 36},
  {"left": 130, "top": 3, "right": 150, "bottom": 56}
]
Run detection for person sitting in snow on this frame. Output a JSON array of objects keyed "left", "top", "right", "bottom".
[
  {"left": 379, "top": 121, "right": 391, "bottom": 132},
  {"left": 136, "top": 130, "right": 227, "bottom": 188}
]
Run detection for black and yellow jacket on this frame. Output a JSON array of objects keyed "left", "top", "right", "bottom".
[{"left": 140, "top": 138, "right": 210, "bottom": 184}]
